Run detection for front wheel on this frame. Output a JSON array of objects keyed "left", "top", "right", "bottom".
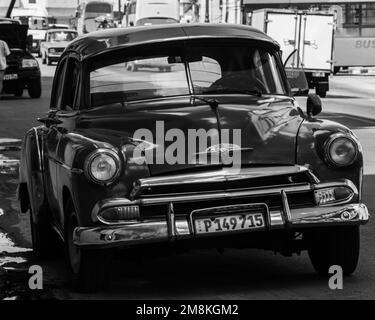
[
  {"left": 65, "top": 200, "right": 112, "bottom": 292},
  {"left": 316, "top": 83, "right": 327, "bottom": 98},
  {"left": 27, "top": 79, "right": 42, "bottom": 98},
  {"left": 29, "top": 207, "right": 61, "bottom": 259},
  {"left": 306, "top": 226, "right": 360, "bottom": 276}
]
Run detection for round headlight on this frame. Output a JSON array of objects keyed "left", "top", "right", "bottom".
[
  {"left": 326, "top": 134, "right": 358, "bottom": 167},
  {"left": 85, "top": 150, "right": 121, "bottom": 184}
]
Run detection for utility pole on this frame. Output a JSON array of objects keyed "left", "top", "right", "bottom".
[
  {"left": 6, "top": 0, "right": 17, "bottom": 18},
  {"left": 205, "top": 0, "right": 209, "bottom": 22}
]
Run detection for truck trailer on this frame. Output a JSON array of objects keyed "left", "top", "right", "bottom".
[{"left": 251, "top": 8, "right": 334, "bottom": 97}]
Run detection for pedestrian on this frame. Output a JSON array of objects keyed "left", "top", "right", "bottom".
[{"left": 0, "top": 39, "right": 10, "bottom": 97}]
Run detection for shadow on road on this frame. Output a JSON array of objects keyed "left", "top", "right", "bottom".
[{"left": 320, "top": 112, "right": 375, "bottom": 130}]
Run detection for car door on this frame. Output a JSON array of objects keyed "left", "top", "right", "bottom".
[{"left": 43, "top": 56, "right": 81, "bottom": 228}]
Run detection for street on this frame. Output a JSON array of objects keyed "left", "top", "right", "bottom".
[{"left": 0, "top": 61, "right": 375, "bottom": 299}]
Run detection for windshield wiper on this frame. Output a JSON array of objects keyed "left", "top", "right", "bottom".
[{"left": 202, "top": 87, "right": 262, "bottom": 97}]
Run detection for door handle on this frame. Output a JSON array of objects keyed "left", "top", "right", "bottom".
[{"left": 37, "top": 117, "right": 62, "bottom": 126}]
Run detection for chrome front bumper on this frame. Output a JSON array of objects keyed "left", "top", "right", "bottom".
[{"left": 73, "top": 202, "right": 369, "bottom": 248}]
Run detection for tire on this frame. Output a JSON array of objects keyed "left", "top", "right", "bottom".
[
  {"left": 307, "top": 226, "right": 360, "bottom": 276},
  {"left": 29, "top": 207, "right": 61, "bottom": 259},
  {"left": 316, "top": 86, "right": 327, "bottom": 98},
  {"left": 42, "top": 55, "right": 46, "bottom": 64},
  {"left": 14, "top": 85, "right": 23, "bottom": 97},
  {"left": 27, "top": 79, "right": 42, "bottom": 99},
  {"left": 64, "top": 199, "right": 112, "bottom": 292}
]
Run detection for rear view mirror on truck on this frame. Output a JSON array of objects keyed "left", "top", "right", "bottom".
[{"left": 284, "top": 49, "right": 309, "bottom": 95}]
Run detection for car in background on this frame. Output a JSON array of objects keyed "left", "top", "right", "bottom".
[
  {"left": 0, "top": 21, "right": 41, "bottom": 98},
  {"left": 40, "top": 29, "right": 78, "bottom": 65},
  {"left": 0, "top": 17, "right": 21, "bottom": 24}
]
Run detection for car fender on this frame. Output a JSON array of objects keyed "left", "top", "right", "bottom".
[
  {"left": 19, "top": 126, "right": 47, "bottom": 222},
  {"left": 297, "top": 118, "right": 363, "bottom": 198}
]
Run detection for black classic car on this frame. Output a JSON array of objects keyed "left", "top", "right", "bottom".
[
  {"left": 19, "top": 24, "right": 369, "bottom": 291},
  {"left": 0, "top": 21, "right": 41, "bottom": 98}
]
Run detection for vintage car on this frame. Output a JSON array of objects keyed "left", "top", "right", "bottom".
[
  {"left": 19, "top": 24, "right": 369, "bottom": 291},
  {"left": 0, "top": 21, "right": 41, "bottom": 98},
  {"left": 40, "top": 29, "right": 78, "bottom": 65}
]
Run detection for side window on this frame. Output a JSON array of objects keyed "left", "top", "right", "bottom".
[
  {"left": 60, "top": 58, "right": 80, "bottom": 110},
  {"left": 50, "top": 58, "right": 68, "bottom": 109}
]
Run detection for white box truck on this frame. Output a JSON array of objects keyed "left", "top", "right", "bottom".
[{"left": 251, "top": 9, "right": 335, "bottom": 97}]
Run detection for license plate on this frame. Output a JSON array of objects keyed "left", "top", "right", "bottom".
[
  {"left": 312, "top": 72, "right": 325, "bottom": 77},
  {"left": 194, "top": 213, "right": 265, "bottom": 234},
  {"left": 3, "top": 74, "right": 18, "bottom": 81}
]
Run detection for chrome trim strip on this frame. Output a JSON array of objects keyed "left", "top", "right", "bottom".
[
  {"left": 33, "top": 127, "right": 43, "bottom": 171},
  {"left": 91, "top": 180, "right": 357, "bottom": 225},
  {"left": 135, "top": 180, "right": 356, "bottom": 205},
  {"left": 130, "top": 165, "right": 314, "bottom": 199},
  {"left": 75, "top": 203, "right": 369, "bottom": 247},
  {"left": 167, "top": 202, "right": 176, "bottom": 239}
]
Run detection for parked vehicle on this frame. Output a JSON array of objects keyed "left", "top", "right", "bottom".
[
  {"left": 75, "top": 1, "right": 114, "bottom": 35},
  {"left": 0, "top": 17, "right": 20, "bottom": 24},
  {"left": 0, "top": 21, "right": 41, "bottom": 98},
  {"left": 251, "top": 9, "right": 335, "bottom": 97},
  {"left": 19, "top": 24, "right": 369, "bottom": 291},
  {"left": 243, "top": 0, "right": 375, "bottom": 73},
  {"left": 11, "top": 7, "right": 49, "bottom": 56},
  {"left": 122, "top": 0, "right": 180, "bottom": 26},
  {"left": 40, "top": 29, "right": 78, "bottom": 65}
]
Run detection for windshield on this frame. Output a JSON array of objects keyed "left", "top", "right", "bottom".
[
  {"left": 48, "top": 31, "right": 78, "bottom": 42},
  {"left": 89, "top": 41, "right": 287, "bottom": 107}
]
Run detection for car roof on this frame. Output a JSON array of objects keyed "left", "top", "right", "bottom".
[
  {"left": 47, "top": 28, "right": 77, "bottom": 33},
  {"left": 66, "top": 23, "right": 278, "bottom": 60},
  {"left": 0, "top": 18, "right": 21, "bottom": 24}
]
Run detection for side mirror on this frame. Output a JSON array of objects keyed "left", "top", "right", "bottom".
[{"left": 306, "top": 93, "right": 322, "bottom": 117}]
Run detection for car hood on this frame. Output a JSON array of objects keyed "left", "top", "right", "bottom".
[
  {"left": 0, "top": 24, "right": 28, "bottom": 49},
  {"left": 78, "top": 95, "right": 303, "bottom": 176}
]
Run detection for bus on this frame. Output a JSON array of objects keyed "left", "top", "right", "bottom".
[
  {"left": 243, "top": 0, "right": 375, "bottom": 71},
  {"left": 122, "top": 0, "right": 180, "bottom": 27},
  {"left": 75, "top": 1, "right": 114, "bottom": 35},
  {"left": 11, "top": 6, "right": 48, "bottom": 54}
]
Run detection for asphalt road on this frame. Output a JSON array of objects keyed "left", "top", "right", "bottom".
[{"left": 0, "top": 65, "right": 374, "bottom": 299}]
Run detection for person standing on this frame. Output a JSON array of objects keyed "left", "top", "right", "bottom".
[{"left": 0, "top": 39, "right": 11, "bottom": 96}]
